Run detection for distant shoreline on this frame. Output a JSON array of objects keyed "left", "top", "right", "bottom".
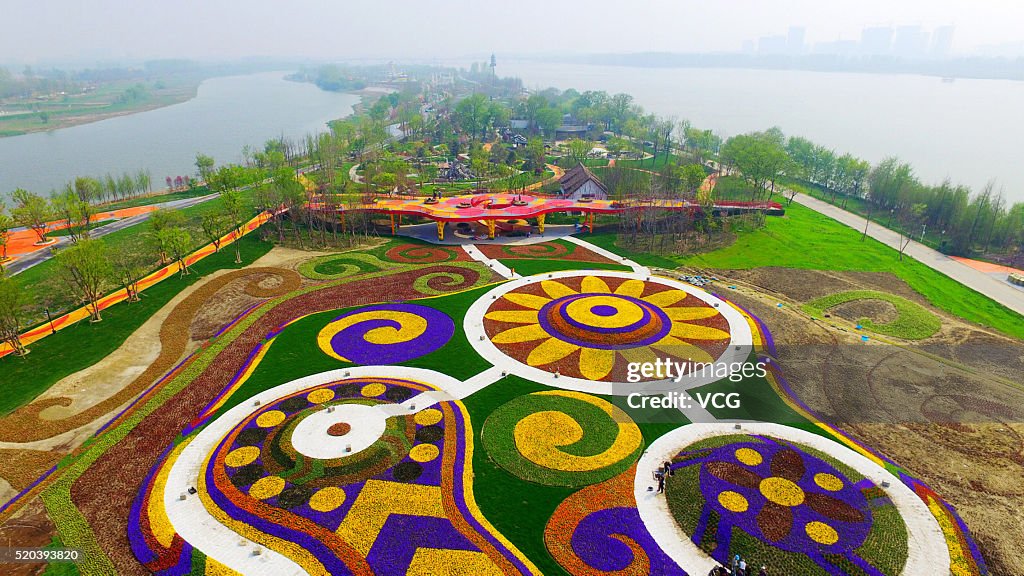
[{"left": 523, "top": 53, "right": 1024, "bottom": 83}]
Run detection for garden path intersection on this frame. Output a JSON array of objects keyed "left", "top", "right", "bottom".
[{"left": 11, "top": 236, "right": 979, "bottom": 575}]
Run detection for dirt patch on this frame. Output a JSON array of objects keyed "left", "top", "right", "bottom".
[
  {"left": 0, "top": 499, "right": 58, "bottom": 576},
  {"left": 717, "top": 277, "right": 1024, "bottom": 574},
  {"left": 715, "top": 267, "right": 926, "bottom": 305},
  {"left": 830, "top": 298, "right": 900, "bottom": 325}
]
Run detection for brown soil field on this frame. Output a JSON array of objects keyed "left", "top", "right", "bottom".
[{"left": 714, "top": 267, "right": 1024, "bottom": 574}]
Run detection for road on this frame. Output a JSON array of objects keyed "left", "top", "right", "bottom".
[
  {"left": 7, "top": 193, "right": 220, "bottom": 275},
  {"left": 792, "top": 191, "right": 1024, "bottom": 318}
]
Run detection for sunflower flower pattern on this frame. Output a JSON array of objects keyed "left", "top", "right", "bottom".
[{"left": 483, "top": 275, "right": 732, "bottom": 381}]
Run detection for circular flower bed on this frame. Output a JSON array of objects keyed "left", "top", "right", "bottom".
[
  {"left": 481, "top": 390, "right": 643, "bottom": 487},
  {"left": 482, "top": 274, "right": 732, "bottom": 382},
  {"left": 665, "top": 434, "right": 909, "bottom": 574},
  {"left": 132, "top": 375, "right": 536, "bottom": 574},
  {"left": 318, "top": 303, "right": 455, "bottom": 364}
]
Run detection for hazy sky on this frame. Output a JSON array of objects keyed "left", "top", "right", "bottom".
[{"left": 4, "top": 0, "right": 1023, "bottom": 64}]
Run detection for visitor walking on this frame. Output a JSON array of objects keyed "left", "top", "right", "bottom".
[
  {"left": 738, "top": 557, "right": 747, "bottom": 575},
  {"left": 654, "top": 468, "right": 665, "bottom": 493},
  {"left": 758, "top": 565, "right": 768, "bottom": 576},
  {"left": 732, "top": 555, "right": 740, "bottom": 575}
]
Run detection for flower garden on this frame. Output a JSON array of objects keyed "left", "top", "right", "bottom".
[{"left": 2, "top": 236, "right": 990, "bottom": 575}]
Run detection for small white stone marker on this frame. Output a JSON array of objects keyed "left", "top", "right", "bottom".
[{"left": 179, "top": 493, "right": 187, "bottom": 501}]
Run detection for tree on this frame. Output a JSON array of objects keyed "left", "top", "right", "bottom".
[
  {"left": 680, "top": 164, "right": 707, "bottom": 197},
  {"left": 220, "top": 189, "right": 247, "bottom": 264},
  {"left": 201, "top": 212, "right": 228, "bottom": 252},
  {"left": 536, "top": 108, "right": 562, "bottom": 139},
  {"left": 195, "top": 153, "right": 216, "bottom": 183},
  {"left": 11, "top": 188, "right": 51, "bottom": 244},
  {"left": 158, "top": 227, "right": 193, "bottom": 277},
  {"left": 51, "top": 188, "right": 84, "bottom": 243},
  {"left": 0, "top": 205, "right": 12, "bottom": 269},
  {"left": 567, "top": 139, "right": 592, "bottom": 166},
  {"left": 112, "top": 247, "right": 147, "bottom": 303},
  {"left": 55, "top": 239, "right": 112, "bottom": 322},
  {"left": 0, "top": 273, "right": 29, "bottom": 356}
]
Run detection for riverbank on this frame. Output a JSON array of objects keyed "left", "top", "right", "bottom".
[{"left": 0, "top": 77, "right": 201, "bottom": 138}]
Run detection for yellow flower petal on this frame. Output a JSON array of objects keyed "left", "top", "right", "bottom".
[
  {"left": 484, "top": 310, "right": 540, "bottom": 324},
  {"left": 541, "top": 280, "right": 577, "bottom": 299},
  {"left": 249, "top": 476, "right": 285, "bottom": 500},
  {"left": 651, "top": 336, "right": 716, "bottom": 363},
  {"left": 669, "top": 323, "right": 732, "bottom": 341},
  {"left": 618, "top": 345, "right": 659, "bottom": 365},
  {"left": 614, "top": 279, "right": 646, "bottom": 298},
  {"left": 664, "top": 307, "right": 720, "bottom": 321},
  {"left": 492, "top": 324, "right": 551, "bottom": 344},
  {"left": 578, "top": 347, "right": 615, "bottom": 380},
  {"left": 504, "top": 293, "right": 552, "bottom": 310},
  {"left": 642, "top": 290, "right": 688, "bottom": 307},
  {"left": 580, "top": 276, "right": 611, "bottom": 294},
  {"left": 526, "top": 337, "right": 579, "bottom": 367}
]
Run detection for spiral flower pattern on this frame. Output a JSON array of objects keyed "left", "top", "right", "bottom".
[
  {"left": 482, "top": 391, "right": 643, "bottom": 487},
  {"left": 318, "top": 303, "right": 455, "bottom": 364}
]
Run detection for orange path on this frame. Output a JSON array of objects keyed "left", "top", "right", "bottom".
[
  {"left": 3, "top": 205, "right": 157, "bottom": 260},
  {"left": 950, "top": 256, "right": 1024, "bottom": 276}
]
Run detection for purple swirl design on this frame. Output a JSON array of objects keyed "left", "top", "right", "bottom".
[{"left": 321, "top": 303, "right": 455, "bottom": 364}]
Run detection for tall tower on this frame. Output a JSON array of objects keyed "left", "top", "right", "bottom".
[{"left": 489, "top": 53, "right": 496, "bottom": 76}]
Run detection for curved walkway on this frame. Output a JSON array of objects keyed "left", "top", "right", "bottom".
[
  {"left": 635, "top": 422, "right": 951, "bottom": 576},
  {"left": 793, "top": 192, "right": 1024, "bottom": 317}
]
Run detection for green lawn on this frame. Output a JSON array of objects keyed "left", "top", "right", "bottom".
[
  {"left": 0, "top": 235, "right": 273, "bottom": 415},
  {"left": 583, "top": 202, "right": 1024, "bottom": 340},
  {"left": 499, "top": 259, "right": 631, "bottom": 277},
  {"left": 803, "top": 290, "right": 942, "bottom": 340},
  {"left": 97, "top": 186, "right": 213, "bottom": 211}
]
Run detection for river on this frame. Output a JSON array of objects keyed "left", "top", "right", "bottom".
[
  {"left": 0, "top": 72, "right": 359, "bottom": 198},
  {"left": 501, "top": 61, "right": 1024, "bottom": 203}
]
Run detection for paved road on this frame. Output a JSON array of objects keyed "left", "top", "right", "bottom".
[
  {"left": 7, "top": 193, "right": 220, "bottom": 276},
  {"left": 792, "top": 192, "right": 1024, "bottom": 318}
]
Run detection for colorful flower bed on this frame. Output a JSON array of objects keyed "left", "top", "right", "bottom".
[
  {"left": 60, "top": 265, "right": 495, "bottom": 573},
  {"left": 802, "top": 290, "right": 941, "bottom": 340},
  {"left": 545, "top": 465, "right": 684, "bottom": 575},
  {"left": 481, "top": 390, "right": 643, "bottom": 487},
  {"left": 131, "top": 376, "right": 537, "bottom": 575},
  {"left": 384, "top": 243, "right": 462, "bottom": 264},
  {"left": 298, "top": 252, "right": 395, "bottom": 280},
  {"left": 483, "top": 275, "right": 731, "bottom": 381},
  {"left": 317, "top": 303, "right": 455, "bottom": 364},
  {"left": 477, "top": 240, "right": 615, "bottom": 264},
  {"left": 665, "top": 433, "right": 909, "bottom": 575}
]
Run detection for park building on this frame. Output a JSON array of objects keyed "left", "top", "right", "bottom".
[{"left": 557, "top": 163, "right": 609, "bottom": 201}]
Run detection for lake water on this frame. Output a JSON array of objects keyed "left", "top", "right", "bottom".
[
  {"left": 0, "top": 72, "right": 359, "bottom": 198},
  {"left": 502, "top": 61, "right": 1024, "bottom": 203}
]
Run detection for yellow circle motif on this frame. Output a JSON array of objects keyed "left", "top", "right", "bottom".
[
  {"left": 224, "top": 446, "right": 260, "bottom": 468},
  {"left": 760, "top": 477, "right": 805, "bottom": 507},
  {"left": 564, "top": 295, "right": 644, "bottom": 329},
  {"left": 360, "top": 383, "right": 387, "bottom": 397},
  {"left": 410, "top": 444, "right": 440, "bottom": 463},
  {"left": 248, "top": 476, "right": 285, "bottom": 500},
  {"left": 718, "top": 490, "right": 749, "bottom": 512},
  {"left": 307, "top": 388, "right": 336, "bottom": 404},
  {"left": 734, "top": 447, "right": 763, "bottom": 467},
  {"left": 814, "top": 472, "right": 844, "bottom": 492},
  {"left": 309, "top": 487, "right": 346, "bottom": 512},
  {"left": 255, "top": 410, "right": 285, "bottom": 428},
  {"left": 805, "top": 521, "right": 839, "bottom": 545},
  {"left": 414, "top": 408, "right": 443, "bottom": 426}
]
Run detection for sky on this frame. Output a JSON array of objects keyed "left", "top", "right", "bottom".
[{"left": 3, "top": 0, "right": 1023, "bottom": 65}]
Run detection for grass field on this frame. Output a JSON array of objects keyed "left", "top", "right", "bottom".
[
  {"left": 583, "top": 202, "right": 1024, "bottom": 339},
  {"left": 0, "top": 235, "right": 272, "bottom": 415}
]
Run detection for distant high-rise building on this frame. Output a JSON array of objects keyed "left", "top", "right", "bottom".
[
  {"left": 787, "top": 27, "right": 806, "bottom": 55},
  {"left": 931, "top": 26, "right": 955, "bottom": 58},
  {"left": 892, "top": 26, "right": 930, "bottom": 59},
  {"left": 860, "top": 26, "right": 894, "bottom": 56},
  {"left": 758, "top": 35, "right": 788, "bottom": 55}
]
